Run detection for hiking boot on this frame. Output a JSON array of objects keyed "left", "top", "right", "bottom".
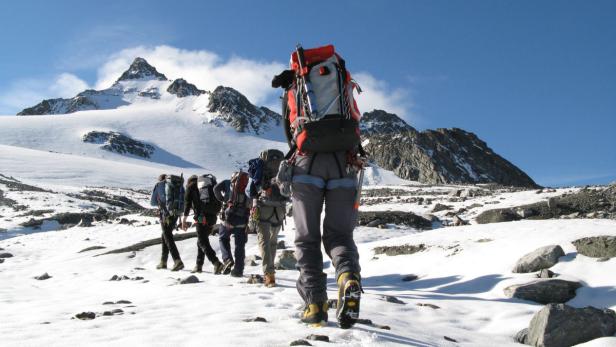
[
  {"left": 213, "top": 260, "right": 224, "bottom": 275},
  {"left": 221, "top": 259, "right": 234, "bottom": 275},
  {"left": 301, "top": 302, "right": 328, "bottom": 327},
  {"left": 264, "top": 273, "right": 276, "bottom": 288},
  {"left": 191, "top": 264, "right": 203, "bottom": 273},
  {"left": 336, "top": 272, "right": 361, "bottom": 329},
  {"left": 156, "top": 261, "right": 167, "bottom": 270},
  {"left": 230, "top": 270, "right": 243, "bottom": 278},
  {"left": 170, "top": 260, "right": 185, "bottom": 272}
]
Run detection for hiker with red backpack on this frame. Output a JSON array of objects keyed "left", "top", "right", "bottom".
[
  {"left": 272, "top": 44, "right": 366, "bottom": 329},
  {"left": 213, "top": 171, "right": 251, "bottom": 277},
  {"left": 181, "top": 174, "right": 224, "bottom": 274}
]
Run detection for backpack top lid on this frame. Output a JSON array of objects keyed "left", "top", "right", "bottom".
[
  {"left": 197, "top": 174, "right": 216, "bottom": 189},
  {"left": 166, "top": 174, "right": 184, "bottom": 187},
  {"left": 290, "top": 45, "right": 336, "bottom": 70}
]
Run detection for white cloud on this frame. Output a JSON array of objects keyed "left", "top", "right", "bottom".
[
  {"left": 353, "top": 72, "right": 413, "bottom": 122},
  {"left": 0, "top": 74, "right": 89, "bottom": 115}
]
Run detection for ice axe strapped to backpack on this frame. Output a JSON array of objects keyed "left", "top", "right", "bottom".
[{"left": 272, "top": 44, "right": 363, "bottom": 154}]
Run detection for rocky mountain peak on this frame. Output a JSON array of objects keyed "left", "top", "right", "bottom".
[
  {"left": 207, "top": 86, "right": 281, "bottom": 134},
  {"left": 167, "top": 78, "right": 205, "bottom": 97},
  {"left": 360, "top": 109, "right": 416, "bottom": 135},
  {"left": 116, "top": 57, "right": 167, "bottom": 83}
]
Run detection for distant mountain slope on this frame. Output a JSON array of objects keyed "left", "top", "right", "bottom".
[{"left": 361, "top": 110, "right": 539, "bottom": 188}]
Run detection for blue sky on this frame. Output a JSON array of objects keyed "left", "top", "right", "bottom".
[{"left": 0, "top": 0, "right": 614, "bottom": 186}]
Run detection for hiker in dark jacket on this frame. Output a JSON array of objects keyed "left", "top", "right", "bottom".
[
  {"left": 181, "top": 175, "right": 224, "bottom": 274},
  {"left": 213, "top": 172, "right": 250, "bottom": 277},
  {"left": 150, "top": 174, "right": 185, "bottom": 271}
]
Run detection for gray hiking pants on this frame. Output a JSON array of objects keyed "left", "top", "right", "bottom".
[
  {"left": 292, "top": 151, "right": 361, "bottom": 304},
  {"left": 257, "top": 205, "right": 284, "bottom": 274}
]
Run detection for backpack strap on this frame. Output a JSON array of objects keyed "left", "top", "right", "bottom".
[{"left": 332, "top": 153, "right": 344, "bottom": 179}]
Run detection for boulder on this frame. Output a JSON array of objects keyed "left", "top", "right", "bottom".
[
  {"left": 572, "top": 236, "right": 616, "bottom": 259},
  {"left": 476, "top": 208, "right": 521, "bottom": 224},
  {"left": 275, "top": 250, "right": 297, "bottom": 270},
  {"left": 514, "top": 328, "right": 529, "bottom": 344},
  {"left": 75, "top": 312, "right": 96, "bottom": 320},
  {"left": 452, "top": 215, "right": 468, "bottom": 226},
  {"left": 527, "top": 304, "right": 616, "bottom": 347},
  {"left": 504, "top": 279, "right": 581, "bottom": 304},
  {"left": 0, "top": 252, "right": 14, "bottom": 258},
  {"left": 34, "top": 273, "right": 52, "bottom": 280},
  {"left": 290, "top": 340, "right": 312, "bottom": 346},
  {"left": 512, "top": 245, "right": 565, "bottom": 273},
  {"left": 432, "top": 203, "right": 452, "bottom": 212},
  {"left": 358, "top": 210, "right": 432, "bottom": 230},
  {"left": 243, "top": 317, "right": 267, "bottom": 322}
]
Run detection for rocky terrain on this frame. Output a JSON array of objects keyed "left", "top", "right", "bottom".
[
  {"left": 82, "top": 131, "right": 155, "bottom": 159},
  {"left": 360, "top": 109, "right": 539, "bottom": 188}
]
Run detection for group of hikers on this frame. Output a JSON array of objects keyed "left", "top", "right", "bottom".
[{"left": 150, "top": 44, "right": 366, "bottom": 329}]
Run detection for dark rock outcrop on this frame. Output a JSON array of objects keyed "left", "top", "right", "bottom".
[
  {"left": 83, "top": 131, "right": 154, "bottom": 158},
  {"left": 358, "top": 210, "right": 432, "bottom": 229},
  {"left": 573, "top": 236, "right": 616, "bottom": 259},
  {"left": 116, "top": 57, "right": 167, "bottom": 82},
  {"left": 167, "top": 78, "right": 205, "bottom": 97},
  {"left": 373, "top": 244, "right": 427, "bottom": 256},
  {"left": 526, "top": 304, "right": 616, "bottom": 347},
  {"left": 504, "top": 279, "right": 581, "bottom": 304},
  {"left": 475, "top": 208, "right": 522, "bottom": 224},
  {"left": 180, "top": 275, "right": 200, "bottom": 284},
  {"left": 361, "top": 110, "right": 538, "bottom": 187},
  {"left": 512, "top": 245, "right": 565, "bottom": 273}
]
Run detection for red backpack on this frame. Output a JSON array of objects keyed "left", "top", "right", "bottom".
[{"left": 278, "top": 44, "right": 362, "bottom": 154}]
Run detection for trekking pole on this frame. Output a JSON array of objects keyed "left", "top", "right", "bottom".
[{"left": 295, "top": 44, "right": 318, "bottom": 118}]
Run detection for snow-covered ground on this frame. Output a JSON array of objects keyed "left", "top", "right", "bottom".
[{"left": 1, "top": 178, "right": 615, "bottom": 346}]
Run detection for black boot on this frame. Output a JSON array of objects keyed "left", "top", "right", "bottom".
[
  {"left": 221, "top": 259, "right": 234, "bottom": 275},
  {"left": 213, "top": 260, "right": 224, "bottom": 275},
  {"left": 191, "top": 264, "right": 203, "bottom": 273},
  {"left": 171, "top": 260, "right": 185, "bottom": 272}
]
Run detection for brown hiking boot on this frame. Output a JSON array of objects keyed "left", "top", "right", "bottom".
[
  {"left": 156, "top": 261, "right": 167, "bottom": 270},
  {"left": 264, "top": 273, "right": 276, "bottom": 287},
  {"left": 171, "top": 260, "right": 185, "bottom": 272}
]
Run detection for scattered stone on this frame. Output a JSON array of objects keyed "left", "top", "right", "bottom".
[
  {"left": 327, "top": 299, "right": 338, "bottom": 310},
  {"left": 102, "top": 311, "right": 113, "bottom": 316},
  {"left": 0, "top": 252, "right": 14, "bottom": 258},
  {"left": 275, "top": 250, "right": 297, "bottom": 270},
  {"left": 78, "top": 246, "right": 106, "bottom": 253},
  {"left": 402, "top": 274, "right": 419, "bottom": 282},
  {"left": 444, "top": 336, "right": 458, "bottom": 343},
  {"left": 247, "top": 274, "right": 264, "bottom": 284},
  {"left": 102, "top": 302, "right": 114, "bottom": 305},
  {"left": 111, "top": 309, "right": 124, "bottom": 314},
  {"left": 432, "top": 203, "right": 452, "bottom": 212},
  {"left": 476, "top": 238, "right": 493, "bottom": 243},
  {"left": 572, "top": 236, "right": 616, "bottom": 259},
  {"left": 243, "top": 317, "right": 267, "bottom": 322},
  {"left": 452, "top": 215, "right": 468, "bottom": 226},
  {"left": 381, "top": 295, "right": 405, "bottom": 304},
  {"left": 34, "top": 272, "right": 52, "bottom": 280},
  {"left": 504, "top": 279, "right": 581, "bottom": 304},
  {"left": 373, "top": 244, "right": 427, "bottom": 256},
  {"left": 121, "top": 275, "right": 130, "bottom": 280},
  {"left": 476, "top": 209, "right": 521, "bottom": 224},
  {"left": 277, "top": 240, "right": 286, "bottom": 249},
  {"left": 306, "top": 334, "right": 329, "bottom": 342},
  {"left": 0, "top": 258, "right": 4, "bottom": 264},
  {"left": 127, "top": 252, "right": 136, "bottom": 259},
  {"left": 290, "top": 340, "right": 312, "bottom": 346},
  {"left": 110, "top": 275, "right": 119, "bottom": 281},
  {"left": 180, "top": 275, "right": 200, "bottom": 284},
  {"left": 527, "top": 304, "right": 616, "bottom": 347},
  {"left": 537, "top": 269, "right": 556, "bottom": 279},
  {"left": 417, "top": 303, "right": 440, "bottom": 309},
  {"left": 514, "top": 328, "right": 529, "bottom": 344},
  {"left": 75, "top": 312, "right": 96, "bottom": 320},
  {"left": 512, "top": 245, "right": 565, "bottom": 273}
]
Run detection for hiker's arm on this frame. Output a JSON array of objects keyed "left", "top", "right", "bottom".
[
  {"left": 246, "top": 178, "right": 258, "bottom": 199},
  {"left": 150, "top": 183, "right": 160, "bottom": 207},
  {"left": 181, "top": 186, "right": 193, "bottom": 230}
]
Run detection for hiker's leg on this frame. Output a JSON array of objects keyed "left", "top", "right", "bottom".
[
  {"left": 292, "top": 154, "right": 327, "bottom": 304},
  {"left": 160, "top": 227, "right": 169, "bottom": 263},
  {"left": 195, "top": 223, "right": 208, "bottom": 266},
  {"left": 219, "top": 225, "right": 232, "bottom": 262},
  {"left": 268, "top": 224, "right": 281, "bottom": 273},
  {"left": 162, "top": 217, "right": 181, "bottom": 261},
  {"left": 323, "top": 175, "right": 361, "bottom": 280},
  {"left": 232, "top": 226, "right": 247, "bottom": 274},
  {"left": 257, "top": 221, "right": 271, "bottom": 274}
]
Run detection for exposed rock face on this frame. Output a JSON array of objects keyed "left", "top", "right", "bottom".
[
  {"left": 116, "top": 57, "right": 167, "bottom": 82},
  {"left": 573, "top": 236, "right": 616, "bottom": 259},
  {"left": 275, "top": 250, "right": 297, "bottom": 270},
  {"left": 504, "top": 279, "right": 581, "bottom": 304},
  {"left": 373, "top": 244, "right": 427, "bottom": 256},
  {"left": 476, "top": 209, "right": 522, "bottom": 224},
  {"left": 360, "top": 110, "right": 538, "bottom": 187},
  {"left": 358, "top": 210, "right": 432, "bottom": 229},
  {"left": 526, "top": 304, "right": 616, "bottom": 347},
  {"left": 17, "top": 96, "right": 98, "bottom": 115},
  {"left": 207, "top": 86, "right": 281, "bottom": 134},
  {"left": 167, "top": 78, "right": 205, "bottom": 97},
  {"left": 83, "top": 131, "right": 154, "bottom": 158},
  {"left": 512, "top": 245, "right": 565, "bottom": 273}
]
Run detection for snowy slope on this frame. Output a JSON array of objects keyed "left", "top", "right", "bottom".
[{"left": 1, "top": 184, "right": 615, "bottom": 346}]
